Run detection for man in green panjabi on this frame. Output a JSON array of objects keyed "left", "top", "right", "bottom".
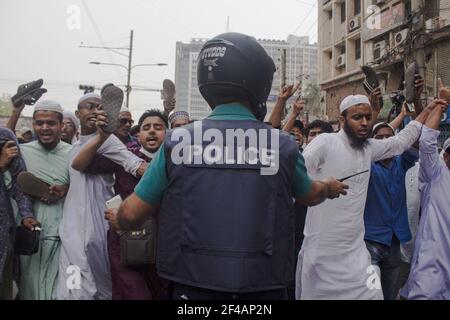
[{"left": 18, "top": 100, "right": 71, "bottom": 300}]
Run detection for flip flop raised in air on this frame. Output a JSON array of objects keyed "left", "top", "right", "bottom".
[
  {"left": 162, "top": 79, "right": 176, "bottom": 101},
  {"left": 11, "top": 79, "right": 47, "bottom": 107},
  {"left": 17, "top": 172, "right": 60, "bottom": 204},
  {"left": 162, "top": 79, "right": 176, "bottom": 115},
  {"left": 404, "top": 61, "right": 418, "bottom": 113},
  {"left": 100, "top": 84, "right": 124, "bottom": 133},
  {"left": 362, "top": 65, "right": 383, "bottom": 108}
]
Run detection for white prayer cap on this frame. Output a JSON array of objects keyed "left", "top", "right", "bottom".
[
  {"left": 339, "top": 95, "right": 371, "bottom": 114},
  {"left": 168, "top": 110, "right": 189, "bottom": 125},
  {"left": 63, "top": 110, "right": 80, "bottom": 130},
  {"left": 443, "top": 138, "right": 450, "bottom": 153},
  {"left": 78, "top": 93, "right": 101, "bottom": 106},
  {"left": 34, "top": 100, "right": 63, "bottom": 114},
  {"left": 19, "top": 126, "right": 32, "bottom": 136}
]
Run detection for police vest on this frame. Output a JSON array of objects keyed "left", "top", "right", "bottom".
[{"left": 157, "top": 119, "right": 299, "bottom": 292}]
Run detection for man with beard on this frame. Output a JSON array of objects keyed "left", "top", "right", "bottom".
[
  {"left": 61, "top": 111, "right": 79, "bottom": 145},
  {"left": 296, "top": 94, "right": 436, "bottom": 300},
  {"left": 18, "top": 100, "right": 72, "bottom": 300},
  {"left": 56, "top": 93, "right": 146, "bottom": 300},
  {"left": 72, "top": 109, "right": 169, "bottom": 299}
]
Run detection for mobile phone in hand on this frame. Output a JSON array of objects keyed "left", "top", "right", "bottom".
[{"left": 106, "top": 195, "right": 122, "bottom": 210}]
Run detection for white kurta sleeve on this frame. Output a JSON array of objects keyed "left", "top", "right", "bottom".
[
  {"left": 97, "top": 134, "right": 143, "bottom": 177},
  {"left": 418, "top": 126, "right": 444, "bottom": 183},
  {"left": 303, "top": 133, "right": 330, "bottom": 175},
  {"left": 371, "top": 120, "right": 422, "bottom": 162}
]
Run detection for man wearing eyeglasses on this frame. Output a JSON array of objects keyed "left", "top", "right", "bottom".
[
  {"left": 114, "top": 107, "right": 136, "bottom": 145},
  {"left": 57, "top": 93, "right": 147, "bottom": 300},
  {"left": 57, "top": 93, "right": 146, "bottom": 300}
]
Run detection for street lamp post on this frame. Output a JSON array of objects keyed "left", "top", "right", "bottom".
[{"left": 89, "top": 61, "right": 168, "bottom": 108}]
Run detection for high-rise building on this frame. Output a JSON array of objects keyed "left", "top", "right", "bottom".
[{"left": 174, "top": 35, "right": 319, "bottom": 121}]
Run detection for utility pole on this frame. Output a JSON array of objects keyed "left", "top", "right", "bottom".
[
  {"left": 82, "top": 29, "right": 167, "bottom": 109},
  {"left": 126, "top": 30, "right": 134, "bottom": 109},
  {"left": 280, "top": 49, "right": 287, "bottom": 120},
  {"left": 80, "top": 29, "right": 134, "bottom": 107},
  {"left": 280, "top": 49, "right": 287, "bottom": 88}
]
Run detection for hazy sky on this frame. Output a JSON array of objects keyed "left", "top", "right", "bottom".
[{"left": 0, "top": 0, "right": 318, "bottom": 120}]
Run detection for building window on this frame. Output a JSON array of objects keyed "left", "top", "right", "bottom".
[
  {"left": 355, "top": 38, "right": 361, "bottom": 60},
  {"left": 354, "top": 0, "right": 361, "bottom": 15},
  {"left": 341, "top": 2, "right": 346, "bottom": 23}
]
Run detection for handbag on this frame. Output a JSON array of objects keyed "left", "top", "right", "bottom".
[
  {"left": 14, "top": 226, "right": 40, "bottom": 255},
  {"left": 119, "top": 217, "right": 157, "bottom": 266}
]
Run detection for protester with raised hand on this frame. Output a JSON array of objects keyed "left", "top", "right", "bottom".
[
  {"left": 296, "top": 92, "right": 437, "bottom": 300},
  {"left": 268, "top": 82, "right": 300, "bottom": 128},
  {"left": 401, "top": 79, "right": 450, "bottom": 300}
]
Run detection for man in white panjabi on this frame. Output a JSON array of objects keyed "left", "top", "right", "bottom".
[
  {"left": 296, "top": 95, "right": 433, "bottom": 300},
  {"left": 56, "top": 93, "right": 145, "bottom": 300}
]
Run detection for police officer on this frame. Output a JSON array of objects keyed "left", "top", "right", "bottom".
[{"left": 113, "top": 33, "right": 348, "bottom": 300}]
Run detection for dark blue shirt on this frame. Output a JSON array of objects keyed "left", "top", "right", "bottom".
[{"left": 364, "top": 148, "right": 419, "bottom": 246}]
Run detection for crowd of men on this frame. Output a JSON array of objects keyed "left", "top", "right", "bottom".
[{"left": 1, "top": 32, "right": 450, "bottom": 300}]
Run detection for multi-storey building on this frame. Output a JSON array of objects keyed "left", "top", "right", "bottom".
[{"left": 318, "top": 0, "right": 450, "bottom": 128}]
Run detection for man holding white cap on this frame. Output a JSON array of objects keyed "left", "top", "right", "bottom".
[
  {"left": 296, "top": 93, "right": 439, "bottom": 300},
  {"left": 57, "top": 93, "right": 146, "bottom": 300},
  {"left": 18, "top": 99, "right": 72, "bottom": 300},
  {"left": 401, "top": 81, "right": 450, "bottom": 299}
]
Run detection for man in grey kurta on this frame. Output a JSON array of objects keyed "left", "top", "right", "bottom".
[
  {"left": 18, "top": 100, "right": 72, "bottom": 300},
  {"left": 401, "top": 101, "right": 450, "bottom": 300},
  {"left": 56, "top": 94, "right": 145, "bottom": 300}
]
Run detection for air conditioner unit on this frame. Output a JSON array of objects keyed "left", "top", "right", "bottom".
[
  {"left": 393, "top": 29, "right": 409, "bottom": 48},
  {"left": 348, "top": 17, "right": 361, "bottom": 32},
  {"left": 336, "top": 54, "right": 346, "bottom": 68},
  {"left": 373, "top": 40, "right": 387, "bottom": 60}
]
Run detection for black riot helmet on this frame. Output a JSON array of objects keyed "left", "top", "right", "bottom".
[{"left": 197, "top": 33, "right": 276, "bottom": 121}]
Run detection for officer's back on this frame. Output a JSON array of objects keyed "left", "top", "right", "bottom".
[{"left": 115, "top": 32, "right": 348, "bottom": 300}]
